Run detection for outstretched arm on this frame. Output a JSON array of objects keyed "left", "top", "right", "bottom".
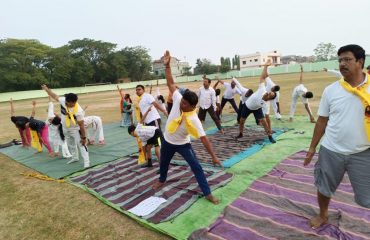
[
  {"left": 304, "top": 116, "right": 328, "bottom": 166},
  {"left": 152, "top": 101, "right": 168, "bottom": 117},
  {"left": 10, "top": 98, "right": 15, "bottom": 117},
  {"left": 117, "top": 85, "right": 124, "bottom": 98},
  {"left": 31, "top": 101, "right": 36, "bottom": 118},
  {"left": 41, "top": 84, "right": 59, "bottom": 101},
  {"left": 299, "top": 64, "right": 304, "bottom": 84},
  {"left": 140, "top": 106, "right": 152, "bottom": 124},
  {"left": 260, "top": 59, "right": 271, "bottom": 83},
  {"left": 200, "top": 136, "right": 223, "bottom": 168},
  {"left": 163, "top": 50, "right": 177, "bottom": 94}
]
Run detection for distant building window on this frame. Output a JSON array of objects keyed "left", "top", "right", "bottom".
[
  {"left": 155, "top": 71, "right": 159, "bottom": 75},
  {"left": 242, "top": 61, "right": 246, "bottom": 65},
  {"left": 250, "top": 60, "right": 252, "bottom": 62},
  {"left": 254, "top": 59, "right": 258, "bottom": 62}
]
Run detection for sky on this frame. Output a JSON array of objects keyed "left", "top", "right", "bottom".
[{"left": 1, "top": 0, "right": 369, "bottom": 67}]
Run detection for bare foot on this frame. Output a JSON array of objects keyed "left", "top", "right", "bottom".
[
  {"left": 152, "top": 181, "right": 164, "bottom": 190},
  {"left": 205, "top": 194, "right": 219, "bottom": 205},
  {"left": 310, "top": 215, "right": 328, "bottom": 229},
  {"left": 219, "top": 129, "right": 225, "bottom": 134}
]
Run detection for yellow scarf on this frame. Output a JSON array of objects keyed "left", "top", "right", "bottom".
[
  {"left": 136, "top": 137, "right": 146, "bottom": 165},
  {"left": 167, "top": 109, "right": 200, "bottom": 139},
  {"left": 65, "top": 104, "right": 79, "bottom": 128},
  {"left": 30, "top": 130, "right": 42, "bottom": 152},
  {"left": 134, "top": 95, "right": 142, "bottom": 122},
  {"left": 339, "top": 74, "right": 370, "bottom": 140}
]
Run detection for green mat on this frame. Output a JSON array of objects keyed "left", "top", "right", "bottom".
[
  {"left": 119, "top": 115, "right": 316, "bottom": 239},
  {"left": 0, "top": 114, "right": 237, "bottom": 179}
]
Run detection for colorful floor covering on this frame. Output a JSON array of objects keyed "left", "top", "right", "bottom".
[
  {"left": 190, "top": 150, "right": 370, "bottom": 240},
  {"left": 174, "top": 126, "right": 285, "bottom": 168},
  {"left": 69, "top": 156, "right": 233, "bottom": 224}
]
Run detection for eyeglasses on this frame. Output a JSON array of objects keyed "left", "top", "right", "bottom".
[{"left": 338, "top": 57, "right": 355, "bottom": 63}]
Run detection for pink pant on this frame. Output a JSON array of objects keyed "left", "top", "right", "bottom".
[
  {"left": 39, "top": 126, "right": 52, "bottom": 153},
  {"left": 18, "top": 127, "right": 31, "bottom": 146}
]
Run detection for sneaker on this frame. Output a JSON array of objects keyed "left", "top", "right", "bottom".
[
  {"left": 98, "top": 140, "right": 105, "bottom": 145},
  {"left": 67, "top": 158, "right": 79, "bottom": 164},
  {"left": 84, "top": 162, "right": 90, "bottom": 168},
  {"left": 268, "top": 136, "right": 276, "bottom": 143}
]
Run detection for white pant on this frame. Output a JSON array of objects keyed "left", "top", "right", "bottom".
[
  {"left": 263, "top": 94, "right": 281, "bottom": 119},
  {"left": 85, "top": 116, "right": 104, "bottom": 142},
  {"left": 48, "top": 124, "right": 72, "bottom": 158},
  {"left": 64, "top": 128, "right": 90, "bottom": 167},
  {"left": 289, "top": 93, "right": 308, "bottom": 118}
]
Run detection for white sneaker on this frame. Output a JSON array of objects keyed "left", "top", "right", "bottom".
[
  {"left": 84, "top": 162, "right": 90, "bottom": 168},
  {"left": 67, "top": 158, "right": 79, "bottom": 164}
]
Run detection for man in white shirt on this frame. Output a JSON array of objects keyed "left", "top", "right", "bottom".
[
  {"left": 213, "top": 77, "right": 241, "bottom": 116},
  {"left": 42, "top": 85, "right": 90, "bottom": 168},
  {"left": 237, "top": 60, "right": 277, "bottom": 143},
  {"left": 289, "top": 64, "right": 315, "bottom": 123},
  {"left": 153, "top": 50, "right": 222, "bottom": 204},
  {"left": 197, "top": 77, "right": 224, "bottom": 133},
  {"left": 135, "top": 84, "right": 168, "bottom": 130},
  {"left": 304, "top": 44, "right": 370, "bottom": 229}
]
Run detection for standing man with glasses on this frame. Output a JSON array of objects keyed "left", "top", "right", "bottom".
[{"left": 304, "top": 44, "right": 370, "bottom": 229}]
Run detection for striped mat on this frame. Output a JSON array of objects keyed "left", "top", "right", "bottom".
[
  {"left": 174, "top": 126, "right": 267, "bottom": 166},
  {"left": 190, "top": 150, "right": 370, "bottom": 240},
  {"left": 70, "top": 156, "right": 232, "bottom": 224}
]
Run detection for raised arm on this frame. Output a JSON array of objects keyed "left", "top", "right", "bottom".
[
  {"left": 260, "top": 59, "right": 272, "bottom": 83},
  {"left": 41, "top": 84, "right": 59, "bottom": 101},
  {"left": 31, "top": 101, "right": 36, "bottom": 118},
  {"left": 117, "top": 85, "right": 124, "bottom": 98},
  {"left": 213, "top": 77, "right": 223, "bottom": 89},
  {"left": 163, "top": 50, "right": 177, "bottom": 93},
  {"left": 149, "top": 82, "right": 153, "bottom": 95},
  {"left": 299, "top": 64, "right": 304, "bottom": 84},
  {"left": 232, "top": 77, "right": 246, "bottom": 93},
  {"left": 10, "top": 98, "right": 15, "bottom": 117}
]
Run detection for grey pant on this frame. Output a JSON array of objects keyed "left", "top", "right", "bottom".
[{"left": 315, "top": 146, "right": 370, "bottom": 208}]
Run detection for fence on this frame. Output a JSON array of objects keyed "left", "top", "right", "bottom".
[{"left": 1, "top": 59, "right": 369, "bottom": 102}]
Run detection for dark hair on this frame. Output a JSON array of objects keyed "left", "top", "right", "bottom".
[
  {"left": 270, "top": 92, "right": 277, "bottom": 100},
  {"left": 51, "top": 116, "right": 61, "bottom": 125},
  {"left": 15, "top": 120, "right": 27, "bottom": 129},
  {"left": 367, "top": 65, "right": 370, "bottom": 70},
  {"left": 157, "top": 95, "right": 165, "bottom": 103},
  {"left": 245, "top": 89, "right": 253, "bottom": 97},
  {"left": 136, "top": 85, "right": 145, "bottom": 90},
  {"left": 215, "top": 89, "right": 221, "bottom": 96},
  {"left": 337, "top": 44, "right": 366, "bottom": 68},
  {"left": 58, "top": 124, "right": 65, "bottom": 141},
  {"left": 64, "top": 93, "right": 78, "bottom": 103},
  {"left": 182, "top": 90, "right": 198, "bottom": 107},
  {"left": 124, "top": 94, "right": 132, "bottom": 103},
  {"left": 128, "top": 125, "right": 136, "bottom": 135},
  {"left": 272, "top": 85, "right": 280, "bottom": 92},
  {"left": 305, "top": 91, "right": 314, "bottom": 98},
  {"left": 205, "top": 78, "right": 211, "bottom": 84}
]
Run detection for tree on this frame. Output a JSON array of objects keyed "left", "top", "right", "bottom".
[
  {"left": 0, "top": 39, "right": 50, "bottom": 92},
  {"left": 193, "top": 58, "right": 218, "bottom": 75},
  {"left": 220, "top": 57, "right": 231, "bottom": 73},
  {"left": 313, "top": 42, "right": 337, "bottom": 61},
  {"left": 118, "top": 46, "right": 152, "bottom": 82},
  {"left": 232, "top": 55, "right": 240, "bottom": 70},
  {"left": 182, "top": 66, "right": 192, "bottom": 76}
]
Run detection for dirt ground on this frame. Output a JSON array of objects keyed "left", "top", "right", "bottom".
[{"left": 0, "top": 71, "right": 338, "bottom": 239}]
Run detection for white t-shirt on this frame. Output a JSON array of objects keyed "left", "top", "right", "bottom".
[
  {"left": 59, "top": 97, "right": 84, "bottom": 131},
  {"left": 292, "top": 84, "right": 308, "bottom": 104},
  {"left": 198, "top": 87, "right": 216, "bottom": 110},
  {"left": 246, "top": 83, "right": 267, "bottom": 110},
  {"left": 164, "top": 90, "right": 206, "bottom": 145},
  {"left": 139, "top": 93, "right": 161, "bottom": 124},
  {"left": 318, "top": 75, "right": 370, "bottom": 155},
  {"left": 84, "top": 116, "right": 101, "bottom": 130},
  {"left": 135, "top": 123, "right": 157, "bottom": 145},
  {"left": 265, "top": 77, "right": 275, "bottom": 91},
  {"left": 223, "top": 82, "right": 241, "bottom": 99}
]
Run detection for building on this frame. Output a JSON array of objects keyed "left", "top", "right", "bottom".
[
  {"left": 239, "top": 50, "right": 282, "bottom": 69},
  {"left": 152, "top": 57, "right": 190, "bottom": 77},
  {"left": 280, "top": 55, "right": 316, "bottom": 64}
]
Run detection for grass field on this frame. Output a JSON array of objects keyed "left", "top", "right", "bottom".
[{"left": 0, "top": 71, "right": 339, "bottom": 239}]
